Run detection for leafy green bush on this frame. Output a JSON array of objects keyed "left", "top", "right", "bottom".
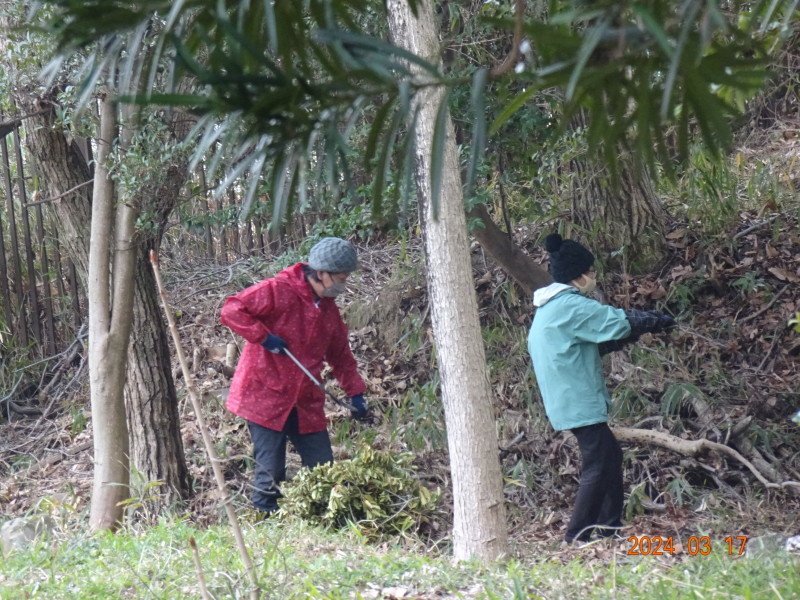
[{"left": 278, "top": 445, "right": 439, "bottom": 537}]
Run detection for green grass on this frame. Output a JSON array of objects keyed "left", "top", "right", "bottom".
[{"left": 1, "top": 517, "right": 797, "bottom": 599}]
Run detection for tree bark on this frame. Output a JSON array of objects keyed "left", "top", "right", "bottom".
[
  {"left": 567, "top": 113, "right": 666, "bottom": 267},
  {"left": 387, "top": 0, "right": 509, "bottom": 562},
  {"left": 125, "top": 247, "right": 189, "bottom": 503}
]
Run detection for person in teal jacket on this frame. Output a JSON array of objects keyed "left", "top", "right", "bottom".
[{"left": 528, "top": 233, "right": 675, "bottom": 544}]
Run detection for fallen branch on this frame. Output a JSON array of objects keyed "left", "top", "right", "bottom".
[
  {"left": 150, "top": 250, "right": 260, "bottom": 600},
  {"left": 612, "top": 426, "right": 800, "bottom": 491}
]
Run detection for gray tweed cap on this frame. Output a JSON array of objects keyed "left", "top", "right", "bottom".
[{"left": 308, "top": 237, "right": 358, "bottom": 273}]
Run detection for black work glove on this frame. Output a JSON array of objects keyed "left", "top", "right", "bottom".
[
  {"left": 261, "top": 333, "right": 288, "bottom": 355},
  {"left": 600, "top": 310, "right": 676, "bottom": 355},
  {"left": 625, "top": 309, "right": 674, "bottom": 339},
  {"left": 349, "top": 394, "right": 369, "bottom": 421},
  {"left": 652, "top": 312, "right": 677, "bottom": 332}
]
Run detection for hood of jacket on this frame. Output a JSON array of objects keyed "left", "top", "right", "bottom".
[{"left": 533, "top": 282, "right": 576, "bottom": 307}]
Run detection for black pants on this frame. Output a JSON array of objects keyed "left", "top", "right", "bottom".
[
  {"left": 247, "top": 408, "right": 333, "bottom": 513},
  {"left": 565, "top": 421, "right": 623, "bottom": 543}
]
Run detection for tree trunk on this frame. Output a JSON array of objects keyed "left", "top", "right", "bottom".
[
  {"left": 387, "top": 0, "right": 509, "bottom": 562},
  {"left": 567, "top": 114, "right": 666, "bottom": 268},
  {"left": 125, "top": 246, "right": 189, "bottom": 504},
  {"left": 0, "top": 130, "right": 28, "bottom": 345},
  {"left": 88, "top": 97, "right": 133, "bottom": 531},
  {"left": 15, "top": 96, "right": 189, "bottom": 507},
  {"left": 124, "top": 156, "right": 192, "bottom": 505}
]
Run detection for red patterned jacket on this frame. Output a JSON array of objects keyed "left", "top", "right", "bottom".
[{"left": 220, "top": 263, "right": 366, "bottom": 433}]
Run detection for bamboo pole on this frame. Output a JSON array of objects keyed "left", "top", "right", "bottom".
[
  {"left": 31, "top": 190, "right": 56, "bottom": 355},
  {"left": 13, "top": 124, "right": 43, "bottom": 349},
  {"left": 0, "top": 188, "right": 13, "bottom": 333},
  {"left": 227, "top": 188, "right": 240, "bottom": 257},
  {"left": 150, "top": 249, "right": 260, "bottom": 600},
  {"left": 0, "top": 129, "right": 27, "bottom": 346}
]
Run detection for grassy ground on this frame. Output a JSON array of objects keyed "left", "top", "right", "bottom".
[{"left": 1, "top": 517, "right": 797, "bottom": 600}]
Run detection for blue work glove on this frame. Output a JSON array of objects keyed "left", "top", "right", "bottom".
[
  {"left": 349, "top": 394, "right": 369, "bottom": 421},
  {"left": 261, "top": 334, "right": 288, "bottom": 355}
]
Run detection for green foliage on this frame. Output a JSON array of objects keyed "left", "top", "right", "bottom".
[
  {"left": 278, "top": 444, "right": 440, "bottom": 537},
  {"left": 660, "top": 382, "right": 704, "bottom": 417},
  {"left": 35, "top": 0, "right": 800, "bottom": 235},
  {"left": 732, "top": 272, "right": 766, "bottom": 296},
  {"left": 68, "top": 406, "right": 87, "bottom": 437},
  {"left": 665, "top": 474, "right": 696, "bottom": 506},
  {"left": 386, "top": 379, "right": 447, "bottom": 453},
  {"left": 679, "top": 148, "right": 740, "bottom": 235},
  {"left": 307, "top": 201, "right": 376, "bottom": 241},
  {"left": 789, "top": 312, "right": 800, "bottom": 334},
  {"left": 625, "top": 481, "right": 649, "bottom": 520},
  {"left": 664, "top": 272, "right": 705, "bottom": 313}
]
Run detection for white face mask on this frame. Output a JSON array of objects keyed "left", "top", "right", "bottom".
[
  {"left": 575, "top": 273, "right": 597, "bottom": 295},
  {"left": 321, "top": 280, "right": 347, "bottom": 297},
  {"left": 319, "top": 272, "right": 348, "bottom": 297}
]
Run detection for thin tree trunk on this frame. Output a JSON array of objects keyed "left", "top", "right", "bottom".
[
  {"left": 33, "top": 194, "right": 57, "bottom": 356},
  {"left": 388, "top": 0, "right": 509, "bottom": 562},
  {"left": 16, "top": 97, "right": 189, "bottom": 507},
  {"left": 227, "top": 188, "right": 240, "bottom": 256},
  {"left": 0, "top": 131, "right": 27, "bottom": 346},
  {"left": 215, "top": 185, "right": 226, "bottom": 261},
  {"left": 13, "top": 124, "right": 43, "bottom": 349},
  {"left": 197, "top": 163, "right": 214, "bottom": 260},
  {"left": 88, "top": 96, "right": 133, "bottom": 531},
  {"left": 0, "top": 175, "right": 13, "bottom": 332},
  {"left": 67, "top": 259, "right": 81, "bottom": 328}
]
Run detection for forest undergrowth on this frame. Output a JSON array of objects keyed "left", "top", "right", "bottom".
[
  {"left": 1, "top": 129, "right": 799, "bottom": 599},
  {"left": 2, "top": 203, "right": 798, "bottom": 541}
]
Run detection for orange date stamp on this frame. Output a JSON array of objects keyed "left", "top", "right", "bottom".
[{"left": 626, "top": 535, "right": 749, "bottom": 556}]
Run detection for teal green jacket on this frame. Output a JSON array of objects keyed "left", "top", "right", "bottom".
[{"left": 528, "top": 283, "right": 631, "bottom": 431}]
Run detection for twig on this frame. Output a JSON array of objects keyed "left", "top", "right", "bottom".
[
  {"left": 731, "top": 215, "right": 781, "bottom": 241},
  {"left": 0, "top": 108, "right": 53, "bottom": 138},
  {"left": 739, "top": 283, "right": 790, "bottom": 324},
  {"left": 174, "top": 263, "right": 234, "bottom": 304},
  {"left": 6, "top": 440, "right": 92, "bottom": 479},
  {"left": 37, "top": 324, "right": 88, "bottom": 408},
  {"left": 26, "top": 180, "right": 94, "bottom": 206},
  {"left": 189, "top": 537, "right": 213, "bottom": 600},
  {"left": 757, "top": 323, "right": 786, "bottom": 372},
  {"left": 150, "top": 249, "right": 261, "bottom": 600}
]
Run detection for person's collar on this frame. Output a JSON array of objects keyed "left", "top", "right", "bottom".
[{"left": 532, "top": 282, "right": 576, "bottom": 307}]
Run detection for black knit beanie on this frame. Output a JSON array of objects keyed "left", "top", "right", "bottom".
[{"left": 545, "top": 233, "right": 595, "bottom": 283}]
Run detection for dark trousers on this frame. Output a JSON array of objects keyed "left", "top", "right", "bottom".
[
  {"left": 247, "top": 408, "right": 333, "bottom": 513},
  {"left": 565, "top": 421, "right": 623, "bottom": 543}
]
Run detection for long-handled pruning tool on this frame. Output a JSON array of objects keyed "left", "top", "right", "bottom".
[{"left": 283, "top": 348, "right": 350, "bottom": 410}]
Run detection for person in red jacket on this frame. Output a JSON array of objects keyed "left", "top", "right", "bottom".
[{"left": 220, "top": 237, "right": 368, "bottom": 515}]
